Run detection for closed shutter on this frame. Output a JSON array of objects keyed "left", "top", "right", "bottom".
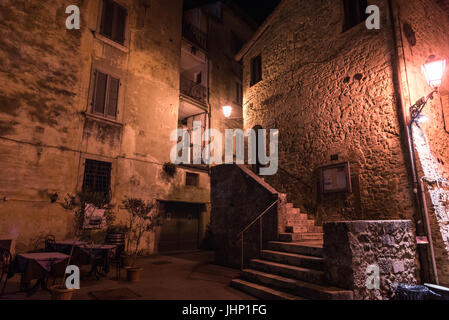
[
  {"left": 442, "top": 94, "right": 449, "bottom": 133},
  {"left": 114, "top": 4, "right": 127, "bottom": 45},
  {"left": 93, "top": 71, "right": 108, "bottom": 114},
  {"left": 106, "top": 77, "right": 119, "bottom": 118},
  {"left": 100, "top": 0, "right": 114, "bottom": 39}
]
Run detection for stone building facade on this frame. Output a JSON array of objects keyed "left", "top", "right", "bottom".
[
  {"left": 236, "top": 0, "right": 449, "bottom": 285},
  {"left": 0, "top": 0, "right": 253, "bottom": 254}
]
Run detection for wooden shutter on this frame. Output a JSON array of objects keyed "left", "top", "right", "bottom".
[
  {"left": 114, "top": 4, "right": 127, "bottom": 45},
  {"left": 93, "top": 71, "right": 107, "bottom": 114},
  {"left": 106, "top": 76, "right": 119, "bottom": 118},
  {"left": 442, "top": 94, "right": 449, "bottom": 133},
  {"left": 251, "top": 56, "right": 261, "bottom": 86},
  {"left": 101, "top": 0, "right": 114, "bottom": 39}
]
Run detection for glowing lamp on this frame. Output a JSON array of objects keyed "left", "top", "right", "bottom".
[
  {"left": 422, "top": 56, "right": 446, "bottom": 88},
  {"left": 222, "top": 106, "right": 232, "bottom": 118},
  {"left": 415, "top": 114, "right": 430, "bottom": 124}
]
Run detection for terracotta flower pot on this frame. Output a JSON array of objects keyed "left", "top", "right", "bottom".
[
  {"left": 49, "top": 285, "right": 75, "bottom": 300},
  {"left": 126, "top": 267, "right": 143, "bottom": 282}
]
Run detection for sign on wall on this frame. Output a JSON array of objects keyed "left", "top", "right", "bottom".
[{"left": 319, "top": 161, "right": 352, "bottom": 194}]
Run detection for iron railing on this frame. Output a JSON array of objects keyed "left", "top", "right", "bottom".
[
  {"left": 180, "top": 75, "right": 208, "bottom": 104},
  {"left": 182, "top": 21, "right": 208, "bottom": 50},
  {"left": 237, "top": 199, "right": 280, "bottom": 270}
]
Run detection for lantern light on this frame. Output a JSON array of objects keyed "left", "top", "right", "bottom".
[
  {"left": 222, "top": 106, "right": 232, "bottom": 118},
  {"left": 422, "top": 56, "right": 446, "bottom": 88},
  {"left": 415, "top": 114, "right": 430, "bottom": 124}
]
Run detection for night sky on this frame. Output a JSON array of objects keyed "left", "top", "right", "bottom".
[{"left": 184, "top": 0, "right": 281, "bottom": 25}]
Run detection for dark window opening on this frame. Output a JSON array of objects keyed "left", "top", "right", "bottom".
[
  {"left": 250, "top": 55, "right": 262, "bottom": 86},
  {"left": 196, "top": 72, "right": 202, "bottom": 84},
  {"left": 83, "top": 159, "right": 112, "bottom": 195},
  {"left": 100, "top": 0, "right": 127, "bottom": 45},
  {"left": 186, "top": 172, "right": 200, "bottom": 187},
  {"left": 235, "top": 82, "right": 243, "bottom": 105},
  {"left": 343, "top": 0, "right": 368, "bottom": 31},
  {"left": 92, "top": 70, "right": 119, "bottom": 119}
]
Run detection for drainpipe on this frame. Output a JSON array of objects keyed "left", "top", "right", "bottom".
[{"left": 388, "top": 0, "right": 439, "bottom": 284}]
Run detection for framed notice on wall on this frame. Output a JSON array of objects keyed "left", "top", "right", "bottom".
[{"left": 319, "top": 161, "right": 352, "bottom": 194}]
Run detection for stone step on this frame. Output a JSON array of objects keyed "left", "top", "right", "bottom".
[
  {"left": 267, "top": 241, "right": 323, "bottom": 257},
  {"left": 285, "top": 213, "right": 308, "bottom": 221},
  {"left": 287, "top": 208, "right": 300, "bottom": 215},
  {"left": 260, "top": 250, "right": 324, "bottom": 270},
  {"left": 285, "top": 219, "right": 315, "bottom": 227},
  {"left": 250, "top": 259, "right": 325, "bottom": 285},
  {"left": 242, "top": 269, "right": 353, "bottom": 300},
  {"left": 279, "top": 233, "right": 324, "bottom": 242},
  {"left": 285, "top": 203, "right": 294, "bottom": 209},
  {"left": 230, "top": 279, "right": 304, "bottom": 300},
  {"left": 285, "top": 225, "right": 323, "bottom": 233}
]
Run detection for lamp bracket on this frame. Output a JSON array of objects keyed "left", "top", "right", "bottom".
[{"left": 410, "top": 89, "right": 438, "bottom": 123}]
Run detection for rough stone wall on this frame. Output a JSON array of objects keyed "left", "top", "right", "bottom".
[
  {"left": 0, "top": 0, "right": 211, "bottom": 253},
  {"left": 242, "top": 0, "right": 416, "bottom": 226},
  {"left": 211, "top": 165, "right": 279, "bottom": 269},
  {"left": 393, "top": 0, "right": 449, "bottom": 286},
  {"left": 324, "top": 220, "right": 418, "bottom": 300}
]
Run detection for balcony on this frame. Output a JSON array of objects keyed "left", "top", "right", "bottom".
[
  {"left": 182, "top": 22, "right": 208, "bottom": 51},
  {"left": 180, "top": 75, "right": 208, "bottom": 105}
]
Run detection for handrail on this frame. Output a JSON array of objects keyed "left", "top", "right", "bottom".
[
  {"left": 238, "top": 198, "right": 280, "bottom": 270},
  {"left": 237, "top": 199, "right": 280, "bottom": 238}
]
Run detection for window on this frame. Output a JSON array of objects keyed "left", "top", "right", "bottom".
[
  {"left": 186, "top": 172, "right": 199, "bottom": 187},
  {"left": 250, "top": 55, "right": 262, "bottom": 86},
  {"left": 195, "top": 72, "right": 202, "bottom": 84},
  {"left": 343, "top": 0, "right": 368, "bottom": 31},
  {"left": 83, "top": 159, "right": 112, "bottom": 195},
  {"left": 92, "top": 70, "right": 119, "bottom": 119},
  {"left": 442, "top": 94, "right": 449, "bottom": 133},
  {"left": 100, "top": 0, "right": 127, "bottom": 45},
  {"left": 235, "top": 82, "right": 243, "bottom": 105}
]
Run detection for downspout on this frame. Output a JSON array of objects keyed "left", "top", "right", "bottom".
[{"left": 388, "top": 0, "right": 439, "bottom": 284}]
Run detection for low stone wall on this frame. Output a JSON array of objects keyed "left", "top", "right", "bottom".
[
  {"left": 211, "top": 165, "right": 279, "bottom": 269},
  {"left": 323, "top": 220, "right": 418, "bottom": 300}
]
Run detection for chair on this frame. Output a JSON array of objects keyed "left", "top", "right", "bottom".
[
  {"left": 0, "top": 248, "right": 12, "bottom": 297},
  {"left": 105, "top": 241, "right": 124, "bottom": 280},
  {"left": 31, "top": 235, "right": 56, "bottom": 253}
]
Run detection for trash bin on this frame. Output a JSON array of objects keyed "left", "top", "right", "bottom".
[{"left": 393, "top": 284, "right": 441, "bottom": 300}]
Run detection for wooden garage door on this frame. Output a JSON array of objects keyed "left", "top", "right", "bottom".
[{"left": 158, "top": 202, "right": 200, "bottom": 252}]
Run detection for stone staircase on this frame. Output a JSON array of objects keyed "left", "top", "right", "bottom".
[{"left": 231, "top": 194, "right": 353, "bottom": 300}]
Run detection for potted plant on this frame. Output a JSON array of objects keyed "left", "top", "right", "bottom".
[{"left": 122, "top": 197, "right": 162, "bottom": 282}]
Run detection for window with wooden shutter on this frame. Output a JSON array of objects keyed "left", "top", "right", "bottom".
[
  {"left": 235, "top": 82, "right": 243, "bottom": 105},
  {"left": 343, "top": 0, "right": 368, "bottom": 31},
  {"left": 442, "top": 94, "right": 449, "bottom": 133},
  {"left": 92, "top": 70, "right": 119, "bottom": 119},
  {"left": 100, "top": 0, "right": 127, "bottom": 45},
  {"left": 250, "top": 55, "right": 262, "bottom": 87}
]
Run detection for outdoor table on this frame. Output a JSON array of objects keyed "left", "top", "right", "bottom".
[
  {"left": 51, "top": 240, "right": 87, "bottom": 255},
  {"left": 15, "top": 252, "right": 69, "bottom": 295},
  {"left": 77, "top": 244, "right": 117, "bottom": 279}
]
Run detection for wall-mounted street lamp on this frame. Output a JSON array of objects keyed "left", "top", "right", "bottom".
[
  {"left": 222, "top": 105, "right": 243, "bottom": 121},
  {"left": 222, "top": 106, "right": 233, "bottom": 118},
  {"left": 408, "top": 55, "right": 446, "bottom": 285},
  {"left": 410, "top": 55, "right": 446, "bottom": 123}
]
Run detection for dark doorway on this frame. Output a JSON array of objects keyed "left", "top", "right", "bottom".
[{"left": 158, "top": 202, "right": 203, "bottom": 252}]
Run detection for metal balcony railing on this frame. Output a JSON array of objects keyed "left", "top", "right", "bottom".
[
  {"left": 180, "top": 76, "right": 208, "bottom": 104},
  {"left": 182, "top": 22, "right": 208, "bottom": 50}
]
